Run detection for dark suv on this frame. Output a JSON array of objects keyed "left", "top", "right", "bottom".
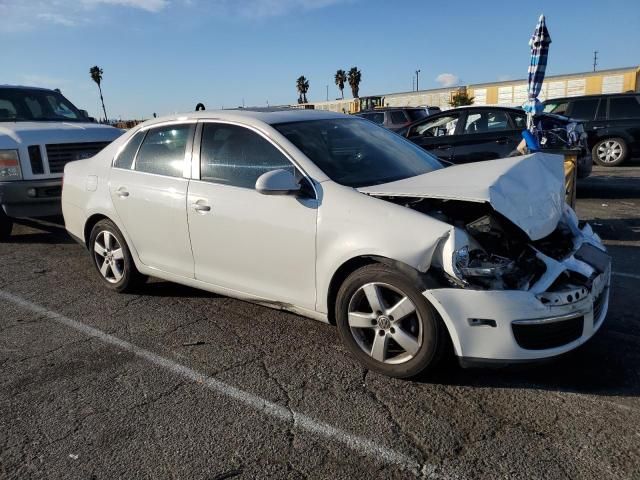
[
  {"left": 357, "top": 107, "right": 439, "bottom": 132},
  {"left": 543, "top": 93, "right": 640, "bottom": 166}
]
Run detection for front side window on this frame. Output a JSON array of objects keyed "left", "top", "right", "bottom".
[
  {"left": 568, "top": 98, "right": 599, "bottom": 120},
  {"left": 408, "top": 114, "right": 460, "bottom": 137},
  {"left": 544, "top": 101, "right": 569, "bottom": 115},
  {"left": 135, "top": 124, "right": 192, "bottom": 177},
  {"left": 274, "top": 118, "right": 443, "bottom": 188},
  {"left": 200, "top": 123, "right": 294, "bottom": 189},
  {"left": 114, "top": 130, "right": 146, "bottom": 169},
  {"left": 609, "top": 96, "right": 640, "bottom": 119},
  {"left": 464, "top": 110, "right": 510, "bottom": 134},
  {"left": 407, "top": 109, "right": 428, "bottom": 121},
  {"left": 511, "top": 112, "right": 527, "bottom": 129}
]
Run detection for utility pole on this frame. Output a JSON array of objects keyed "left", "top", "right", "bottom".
[
  {"left": 593, "top": 51, "right": 598, "bottom": 72},
  {"left": 412, "top": 75, "right": 415, "bottom": 91},
  {"left": 326, "top": 85, "right": 329, "bottom": 101},
  {"left": 415, "top": 69, "right": 421, "bottom": 91}
]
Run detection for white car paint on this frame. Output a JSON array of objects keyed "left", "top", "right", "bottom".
[{"left": 62, "top": 109, "right": 610, "bottom": 365}]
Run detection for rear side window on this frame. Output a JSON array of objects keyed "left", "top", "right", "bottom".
[
  {"left": 569, "top": 98, "right": 599, "bottom": 120},
  {"left": 200, "top": 123, "right": 294, "bottom": 189},
  {"left": 390, "top": 111, "right": 407, "bottom": 124},
  {"left": 511, "top": 112, "right": 527, "bottom": 129},
  {"left": 135, "top": 124, "right": 192, "bottom": 177},
  {"left": 464, "top": 110, "right": 510, "bottom": 134},
  {"left": 609, "top": 96, "right": 640, "bottom": 119},
  {"left": 114, "top": 131, "right": 146, "bottom": 169}
]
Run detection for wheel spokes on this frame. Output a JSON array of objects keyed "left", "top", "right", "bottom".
[
  {"left": 112, "top": 248, "right": 124, "bottom": 260},
  {"left": 100, "top": 259, "right": 110, "bottom": 278},
  {"left": 348, "top": 312, "right": 376, "bottom": 329},
  {"left": 370, "top": 332, "right": 388, "bottom": 362},
  {"left": 391, "top": 326, "right": 420, "bottom": 356},
  {"left": 363, "top": 284, "right": 385, "bottom": 313},
  {"left": 94, "top": 241, "right": 107, "bottom": 257},
  {"left": 111, "top": 262, "right": 123, "bottom": 281},
  {"left": 386, "top": 296, "right": 416, "bottom": 322}
]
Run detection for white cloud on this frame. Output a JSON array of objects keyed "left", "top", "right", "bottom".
[
  {"left": 36, "top": 12, "right": 78, "bottom": 27},
  {"left": 83, "top": 0, "right": 169, "bottom": 13},
  {"left": 435, "top": 73, "right": 459, "bottom": 88},
  {"left": 231, "top": 0, "right": 350, "bottom": 19}
]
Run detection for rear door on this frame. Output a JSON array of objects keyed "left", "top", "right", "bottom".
[
  {"left": 450, "top": 109, "right": 518, "bottom": 163},
  {"left": 605, "top": 95, "right": 640, "bottom": 151},
  {"left": 406, "top": 112, "right": 462, "bottom": 162},
  {"left": 109, "top": 122, "right": 195, "bottom": 278}
]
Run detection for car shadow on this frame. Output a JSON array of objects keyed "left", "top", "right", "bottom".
[
  {"left": 7, "top": 217, "right": 75, "bottom": 244},
  {"left": 136, "top": 279, "right": 220, "bottom": 299}
]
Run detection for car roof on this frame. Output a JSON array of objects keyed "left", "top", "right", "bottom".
[
  {"left": 139, "top": 109, "right": 349, "bottom": 128},
  {"left": 0, "top": 85, "right": 56, "bottom": 92},
  {"left": 359, "top": 107, "right": 425, "bottom": 113},
  {"left": 543, "top": 92, "right": 640, "bottom": 103}
]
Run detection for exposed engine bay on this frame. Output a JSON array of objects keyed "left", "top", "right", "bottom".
[{"left": 378, "top": 196, "right": 601, "bottom": 292}]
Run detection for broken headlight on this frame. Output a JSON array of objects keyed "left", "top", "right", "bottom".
[{"left": 454, "top": 246, "right": 516, "bottom": 281}]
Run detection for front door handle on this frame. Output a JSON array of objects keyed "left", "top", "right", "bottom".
[
  {"left": 116, "top": 187, "right": 129, "bottom": 198},
  {"left": 436, "top": 144, "right": 452, "bottom": 150},
  {"left": 495, "top": 138, "right": 509, "bottom": 145},
  {"left": 193, "top": 202, "right": 211, "bottom": 213}
]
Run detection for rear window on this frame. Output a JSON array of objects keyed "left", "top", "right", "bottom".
[
  {"left": 407, "top": 109, "right": 428, "bottom": 121},
  {"left": 609, "top": 96, "right": 640, "bottom": 119}
]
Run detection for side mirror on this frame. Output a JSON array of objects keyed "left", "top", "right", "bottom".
[
  {"left": 79, "top": 109, "right": 96, "bottom": 122},
  {"left": 255, "top": 169, "right": 301, "bottom": 196}
]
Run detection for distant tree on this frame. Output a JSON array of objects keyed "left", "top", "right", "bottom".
[
  {"left": 347, "top": 67, "right": 361, "bottom": 98},
  {"left": 89, "top": 66, "right": 108, "bottom": 122},
  {"left": 296, "top": 75, "right": 310, "bottom": 104},
  {"left": 334, "top": 69, "right": 347, "bottom": 100},
  {"left": 449, "top": 87, "right": 474, "bottom": 107}
]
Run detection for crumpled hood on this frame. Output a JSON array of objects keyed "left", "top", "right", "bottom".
[
  {"left": 0, "top": 121, "right": 123, "bottom": 148},
  {"left": 358, "top": 153, "right": 565, "bottom": 241}
]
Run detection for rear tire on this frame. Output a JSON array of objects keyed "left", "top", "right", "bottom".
[
  {"left": 592, "top": 137, "right": 628, "bottom": 166},
  {"left": 0, "top": 210, "right": 13, "bottom": 241},
  {"left": 89, "top": 219, "right": 144, "bottom": 293},
  {"left": 335, "top": 264, "right": 448, "bottom": 378}
]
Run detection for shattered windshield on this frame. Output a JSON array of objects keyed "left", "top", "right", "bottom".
[{"left": 0, "top": 88, "right": 85, "bottom": 122}]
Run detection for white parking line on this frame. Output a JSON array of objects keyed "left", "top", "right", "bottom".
[
  {"left": 613, "top": 271, "right": 640, "bottom": 280},
  {"left": 0, "top": 290, "right": 429, "bottom": 476}
]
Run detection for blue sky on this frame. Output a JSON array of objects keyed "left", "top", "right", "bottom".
[{"left": 2, "top": 0, "right": 639, "bottom": 119}]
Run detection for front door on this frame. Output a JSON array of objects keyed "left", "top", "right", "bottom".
[
  {"left": 451, "top": 109, "right": 518, "bottom": 163},
  {"left": 406, "top": 112, "right": 461, "bottom": 162},
  {"left": 187, "top": 122, "right": 318, "bottom": 310},
  {"left": 109, "top": 123, "right": 195, "bottom": 278}
]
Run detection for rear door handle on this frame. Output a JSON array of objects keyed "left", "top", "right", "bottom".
[
  {"left": 116, "top": 187, "right": 129, "bottom": 198},
  {"left": 495, "top": 138, "right": 509, "bottom": 145},
  {"left": 436, "top": 145, "right": 452, "bottom": 150}
]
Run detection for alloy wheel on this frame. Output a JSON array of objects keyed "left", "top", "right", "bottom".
[
  {"left": 93, "top": 230, "right": 125, "bottom": 284},
  {"left": 347, "top": 282, "right": 423, "bottom": 365},
  {"left": 597, "top": 140, "right": 623, "bottom": 164}
]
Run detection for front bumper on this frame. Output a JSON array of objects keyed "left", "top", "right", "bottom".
[
  {"left": 425, "top": 238, "right": 611, "bottom": 363},
  {"left": 0, "top": 179, "right": 62, "bottom": 218}
]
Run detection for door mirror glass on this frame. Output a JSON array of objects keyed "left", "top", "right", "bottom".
[{"left": 255, "top": 169, "right": 301, "bottom": 195}]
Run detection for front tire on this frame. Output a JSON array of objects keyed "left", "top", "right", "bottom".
[
  {"left": 592, "top": 137, "right": 628, "bottom": 166},
  {"left": 0, "top": 210, "right": 13, "bottom": 241},
  {"left": 89, "top": 219, "right": 144, "bottom": 292},
  {"left": 335, "top": 264, "right": 448, "bottom": 378}
]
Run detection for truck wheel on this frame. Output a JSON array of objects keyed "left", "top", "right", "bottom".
[
  {"left": 592, "top": 137, "right": 628, "bottom": 166},
  {"left": 335, "top": 264, "right": 449, "bottom": 378},
  {"left": 0, "top": 211, "right": 13, "bottom": 241}
]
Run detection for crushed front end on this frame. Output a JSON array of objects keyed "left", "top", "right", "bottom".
[{"left": 409, "top": 197, "right": 610, "bottom": 363}]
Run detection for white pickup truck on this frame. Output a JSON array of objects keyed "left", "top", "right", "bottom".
[{"left": 0, "top": 85, "right": 123, "bottom": 240}]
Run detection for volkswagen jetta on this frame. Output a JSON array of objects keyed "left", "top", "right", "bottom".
[{"left": 62, "top": 110, "right": 610, "bottom": 378}]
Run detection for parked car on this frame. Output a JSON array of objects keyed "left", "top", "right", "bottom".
[
  {"left": 398, "top": 106, "right": 592, "bottom": 178},
  {"left": 62, "top": 110, "right": 610, "bottom": 378},
  {"left": 543, "top": 93, "right": 640, "bottom": 166},
  {"left": 0, "top": 85, "right": 123, "bottom": 240},
  {"left": 357, "top": 107, "right": 438, "bottom": 132}
]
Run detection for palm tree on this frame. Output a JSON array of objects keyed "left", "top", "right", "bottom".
[
  {"left": 347, "top": 67, "right": 361, "bottom": 99},
  {"left": 334, "top": 69, "right": 347, "bottom": 100},
  {"left": 296, "top": 75, "right": 310, "bottom": 104},
  {"left": 89, "top": 66, "right": 108, "bottom": 122}
]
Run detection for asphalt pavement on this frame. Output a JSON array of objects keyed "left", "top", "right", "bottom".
[{"left": 1, "top": 165, "right": 639, "bottom": 479}]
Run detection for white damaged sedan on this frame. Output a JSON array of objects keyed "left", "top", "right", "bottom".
[{"left": 62, "top": 110, "right": 611, "bottom": 378}]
